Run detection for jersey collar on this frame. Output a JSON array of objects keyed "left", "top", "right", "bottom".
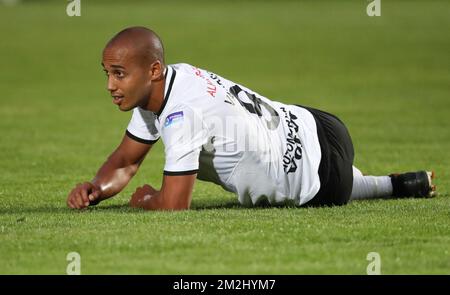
[{"left": 156, "top": 65, "right": 176, "bottom": 117}]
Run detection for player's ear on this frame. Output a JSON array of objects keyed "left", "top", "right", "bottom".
[{"left": 149, "top": 60, "right": 163, "bottom": 81}]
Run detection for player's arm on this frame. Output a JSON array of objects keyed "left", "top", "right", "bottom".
[
  {"left": 67, "top": 133, "right": 154, "bottom": 209},
  {"left": 129, "top": 104, "right": 202, "bottom": 211},
  {"left": 129, "top": 173, "right": 197, "bottom": 210}
]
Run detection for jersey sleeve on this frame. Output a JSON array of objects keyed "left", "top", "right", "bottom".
[
  {"left": 161, "top": 104, "right": 207, "bottom": 175},
  {"left": 126, "top": 107, "right": 160, "bottom": 144}
]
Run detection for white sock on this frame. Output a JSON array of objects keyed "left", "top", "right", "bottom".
[{"left": 350, "top": 166, "right": 393, "bottom": 200}]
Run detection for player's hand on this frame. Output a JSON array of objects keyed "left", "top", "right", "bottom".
[
  {"left": 67, "top": 182, "right": 102, "bottom": 209},
  {"left": 129, "top": 184, "right": 158, "bottom": 209}
]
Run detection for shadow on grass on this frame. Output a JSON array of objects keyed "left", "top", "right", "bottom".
[
  {"left": 0, "top": 200, "right": 310, "bottom": 215},
  {"left": 0, "top": 204, "right": 131, "bottom": 215},
  {"left": 190, "top": 200, "right": 306, "bottom": 210}
]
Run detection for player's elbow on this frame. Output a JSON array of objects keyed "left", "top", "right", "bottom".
[{"left": 127, "top": 163, "right": 140, "bottom": 177}]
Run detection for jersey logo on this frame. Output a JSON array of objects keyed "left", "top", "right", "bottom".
[
  {"left": 164, "top": 111, "right": 184, "bottom": 127},
  {"left": 280, "top": 107, "right": 303, "bottom": 174}
]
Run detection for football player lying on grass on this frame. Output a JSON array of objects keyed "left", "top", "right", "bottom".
[{"left": 67, "top": 27, "right": 436, "bottom": 210}]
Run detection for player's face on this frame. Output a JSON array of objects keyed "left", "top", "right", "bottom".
[{"left": 102, "top": 47, "right": 152, "bottom": 111}]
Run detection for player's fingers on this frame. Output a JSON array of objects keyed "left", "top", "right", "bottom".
[
  {"left": 70, "top": 194, "right": 79, "bottom": 209},
  {"left": 129, "top": 196, "right": 141, "bottom": 208},
  {"left": 142, "top": 185, "right": 150, "bottom": 194},
  {"left": 75, "top": 192, "right": 85, "bottom": 208},
  {"left": 67, "top": 191, "right": 73, "bottom": 208},
  {"left": 68, "top": 194, "right": 78, "bottom": 209},
  {"left": 68, "top": 188, "right": 79, "bottom": 208},
  {"left": 129, "top": 191, "right": 141, "bottom": 208},
  {"left": 67, "top": 196, "right": 74, "bottom": 209},
  {"left": 70, "top": 200, "right": 78, "bottom": 209},
  {"left": 80, "top": 188, "right": 90, "bottom": 207}
]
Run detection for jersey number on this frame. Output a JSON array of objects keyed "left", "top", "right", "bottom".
[{"left": 229, "top": 85, "right": 280, "bottom": 130}]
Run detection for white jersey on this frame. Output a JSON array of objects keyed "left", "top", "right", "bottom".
[{"left": 126, "top": 63, "right": 322, "bottom": 206}]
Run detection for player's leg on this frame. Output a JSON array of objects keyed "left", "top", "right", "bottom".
[
  {"left": 350, "top": 166, "right": 436, "bottom": 200},
  {"left": 350, "top": 166, "right": 393, "bottom": 200}
]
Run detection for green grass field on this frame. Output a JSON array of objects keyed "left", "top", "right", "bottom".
[{"left": 0, "top": 0, "right": 449, "bottom": 274}]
